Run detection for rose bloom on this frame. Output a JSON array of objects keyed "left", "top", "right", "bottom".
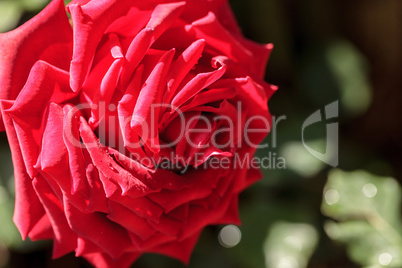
[{"left": 0, "top": 0, "right": 276, "bottom": 267}]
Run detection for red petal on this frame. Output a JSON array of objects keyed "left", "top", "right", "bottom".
[
  {"left": 163, "top": 39, "right": 205, "bottom": 105},
  {"left": 171, "top": 63, "right": 226, "bottom": 108},
  {"left": 107, "top": 201, "right": 157, "bottom": 240},
  {"left": 32, "top": 176, "right": 77, "bottom": 259},
  {"left": 147, "top": 167, "right": 222, "bottom": 213},
  {"left": 79, "top": 118, "right": 156, "bottom": 197},
  {"left": 109, "top": 194, "right": 163, "bottom": 223},
  {"left": 119, "top": 2, "right": 186, "bottom": 86},
  {"left": 68, "top": 0, "right": 136, "bottom": 91},
  {"left": 0, "top": 100, "right": 45, "bottom": 239},
  {"left": 85, "top": 163, "right": 110, "bottom": 214},
  {"left": 131, "top": 49, "right": 175, "bottom": 153},
  {"left": 5, "top": 61, "right": 73, "bottom": 177},
  {"left": 189, "top": 11, "right": 269, "bottom": 77},
  {"left": 82, "top": 252, "right": 140, "bottom": 268},
  {"left": 150, "top": 230, "right": 202, "bottom": 264},
  {"left": 63, "top": 199, "right": 134, "bottom": 260},
  {"left": 0, "top": 0, "right": 72, "bottom": 130}
]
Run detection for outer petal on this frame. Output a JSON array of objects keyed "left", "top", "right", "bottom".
[
  {"left": 32, "top": 176, "right": 78, "bottom": 258},
  {"left": 27, "top": 214, "right": 53, "bottom": 241},
  {"left": 189, "top": 12, "right": 268, "bottom": 78},
  {"left": 150, "top": 230, "right": 202, "bottom": 264},
  {"left": 83, "top": 252, "right": 140, "bottom": 268},
  {"left": 63, "top": 199, "right": 135, "bottom": 260},
  {"left": 1, "top": 59, "right": 76, "bottom": 240},
  {"left": 0, "top": 0, "right": 72, "bottom": 130},
  {"left": 0, "top": 100, "right": 45, "bottom": 239},
  {"left": 5, "top": 61, "right": 75, "bottom": 178}
]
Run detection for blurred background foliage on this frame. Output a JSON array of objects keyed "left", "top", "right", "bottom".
[{"left": 0, "top": 0, "right": 401, "bottom": 267}]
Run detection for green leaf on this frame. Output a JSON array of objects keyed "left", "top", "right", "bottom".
[
  {"left": 322, "top": 169, "right": 402, "bottom": 267},
  {"left": 0, "top": 182, "right": 23, "bottom": 249},
  {"left": 20, "top": 0, "right": 49, "bottom": 12},
  {"left": 263, "top": 222, "right": 318, "bottom": 268},
  {"left": 280, "top": 141, "right": 325, "bottom": 178},
  {"left": 326, "top": 41, "right": 372, "bottom": 116},
  {"left": 0, "top": 1, "right": 23, "bottom": 33}
]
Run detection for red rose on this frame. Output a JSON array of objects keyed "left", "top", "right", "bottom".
[{"left": 0, "top": 0, "right": 276, "bottom": 267}]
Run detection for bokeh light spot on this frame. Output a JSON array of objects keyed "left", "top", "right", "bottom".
[
  {"left": 324, "top": 189, "right": 339, "bottom": 205},
  {"left": 278, "top": 256, "right": 299, "bottom": 268},
  {"left": 362, "top": 183, "right": 377, "bottom": 198},
  {"left": 378, "top": 253, "right": 392, "bottom": 266},
  {"left": 284, "top": 236, "right": 302, "bottom": 251},
  {"left": 218, "top": 225, "right": 241, "bottom": 248}
]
